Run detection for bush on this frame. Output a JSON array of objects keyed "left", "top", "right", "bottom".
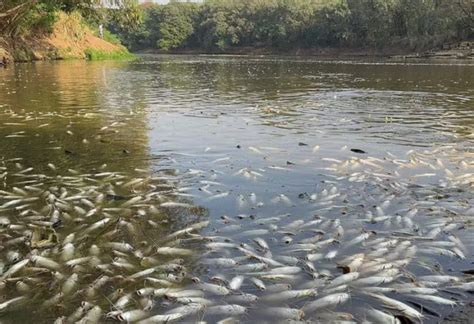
[
  {"left": 84, "top": 48, "right": 135, "bottom": 60},
  {"left": 15, "top": 3, "right": 59, "bottom": 36},
  {"left": 103, "top": 30, "right": 122, "bottom": 45}
]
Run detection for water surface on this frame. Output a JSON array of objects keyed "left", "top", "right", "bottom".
[{"left": 0, "top": 55, "right": 473, "bottom": 323}]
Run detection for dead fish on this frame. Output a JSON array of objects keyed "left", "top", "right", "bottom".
[
  {"left": 262, "top": 289, "right": 317, "bottom": 302},
  {"left": 302, "top": 293, "right": 350, "bottom": 313},
  {"left": 137, "top": 313, "right": 183, "bottom": 324},
  {"left": 31, "top": 255, "right": 60, "bottom": 270},
  {"left": 197, "top": 283, "right": 230, "bottom": 296},
  {"left": 260, "top": 307, "right": 304, "bottom": 320},
  {"left": 160, "top": 202, "right": 194, "bottom": 208},
  {"left": 156, "top": 247, "right": 193, "bottom": 256},
  {"left": 206, "top": 304, "right": 247, "bottom": 316},
  {"left": 229, "top": 276, "right": 245, "bottom": 290},
  {"left": 366, "top": 308, "right": 401, "bottom": 324},
  {"left": 368, "top": 293, "right": 423, "bottom": 321},
  {"left": 327, "top": 272, "right": 360, "bottom": 288}
]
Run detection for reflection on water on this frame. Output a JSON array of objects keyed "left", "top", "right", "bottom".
[
  {"left": 0, "top": 61, "right": 150, "bottom": 173},
  {"left": 0, "top": 56, "right": 473, "bottom": 323}
]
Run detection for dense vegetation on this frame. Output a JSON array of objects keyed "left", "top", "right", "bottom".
[
  {"left": 116, "top": 0, "right": 473, "bottom": 52},
  {"left": 2, "top": 0, "right": 472, "bottom": 56},
  {"left": 0, "top": 0, "right": 141, "bottom": 37}
]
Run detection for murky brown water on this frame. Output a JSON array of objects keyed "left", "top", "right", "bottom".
[{"left": 0, "top": 56, "right": 473, "bottom": 323}]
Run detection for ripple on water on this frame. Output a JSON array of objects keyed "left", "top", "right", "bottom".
[{"left": 0, "top": 56, "right": 472, "bottom": 322}]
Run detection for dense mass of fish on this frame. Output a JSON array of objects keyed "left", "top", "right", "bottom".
[
  {"left": 0, "top": 140, "right": 472, "bottom": 323},
  {"left": 0, "top": 58, "right": 473, "bottom": 323},
  {"left": 176, "top": 143, "right": 474, "bottom": 323}
]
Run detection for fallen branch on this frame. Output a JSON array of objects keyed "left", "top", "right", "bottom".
[
  {"left": 0, "top": 1, "right": 37, "bottom": 34},
  {"left": 0, "top": 1, "right": 33, "bottom": 19}
]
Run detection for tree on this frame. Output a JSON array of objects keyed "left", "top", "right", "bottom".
[
  {"left": 112, "top": 0, "right": 474, "bottom": 52},
  {"left": 155, "top": 2, "right": 198, "bottom": 50},
  {"left": 1, "top": 0, "right": 142, "bottom": 37},
  {"left": 0, "top": 1, "right": 38, "bottom": 35},
  {"left": 198, "top": 0, "right": 250, "bottom": 50}
]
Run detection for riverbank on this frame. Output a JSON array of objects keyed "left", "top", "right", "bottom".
[
  {"left": 0, "top": 12, "right": 132, "bottom": 63},
  {"left": 394, "top": 41, "right": 474, "bottom": 60},
  {"left": 138, "top": 42, "right": 474, "bottom": 60},
  {"left": 3, "top": 29, "right": 471, "bottom": 64}
]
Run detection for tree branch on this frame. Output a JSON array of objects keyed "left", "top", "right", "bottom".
[{"left": 0, "top": 1, "right": 35, "bottom": 19}]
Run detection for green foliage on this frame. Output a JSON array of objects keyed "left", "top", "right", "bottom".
[
  {"left": 102, "top": 29, "right": 122, "bottom": 45},
  {"left": 1, "top": 0, "right": 142, "bottom": 37},
  {"left": 197, "top": 0, "right": 251, "bottom": 50},
  {"left": 304, "top": 1, "right": 350, "bottom": 47},
  {"left": 84, "top": 48, "right": 135, "bottom": 60},
  {"left": 17, "top": 3, "right": 59, "bottom": 35},
  {"left": 114, "top": 0, "right": 473, "bottom": 52},
  {"left": 105, "top": 0, "right": 143, "bottom": 30},
  {"left": 156, "top": 2, "right": 198, "bottom": 50}
]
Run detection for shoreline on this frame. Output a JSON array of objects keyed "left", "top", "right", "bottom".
[
  {"left": 2, "top": 41, "right": 472, "bottom": 64},
  {"left": 137, "top": 44, "right": 474, "bottom": 61}
]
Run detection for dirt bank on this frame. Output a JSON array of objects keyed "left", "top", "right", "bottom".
[{"left": 0, "top": 12, "right": 131, "bottom": 62}]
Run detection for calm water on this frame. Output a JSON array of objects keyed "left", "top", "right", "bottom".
[{"left": 0, "top": 55, "right": 473, "bottom": 323}]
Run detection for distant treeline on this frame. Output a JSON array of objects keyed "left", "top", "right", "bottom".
[{"left": 113, "top": 0, "right": 473, "bottom": 52}]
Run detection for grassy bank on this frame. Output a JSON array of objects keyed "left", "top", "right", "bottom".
[
  {"left": 0, "top": 12, "right": 134, "bottom": 63},
  {"left": 84, "top": 48, "right": 135, "bottom": 61}
]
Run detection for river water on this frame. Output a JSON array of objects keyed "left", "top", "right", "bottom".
[{"left": 0, "top": 55, "right": 473, "bottom": 323}]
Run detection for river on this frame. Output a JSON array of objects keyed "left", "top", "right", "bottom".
[{"left": 0, "top": 55, "right": 473, "bottom": 323}]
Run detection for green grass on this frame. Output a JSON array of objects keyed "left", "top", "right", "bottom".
[
  {"left": 84, "top": 48, "right": 135, "bottom": 60},
  {"left": 103, "top": 30, "right": 123, "bottom": 46}
]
